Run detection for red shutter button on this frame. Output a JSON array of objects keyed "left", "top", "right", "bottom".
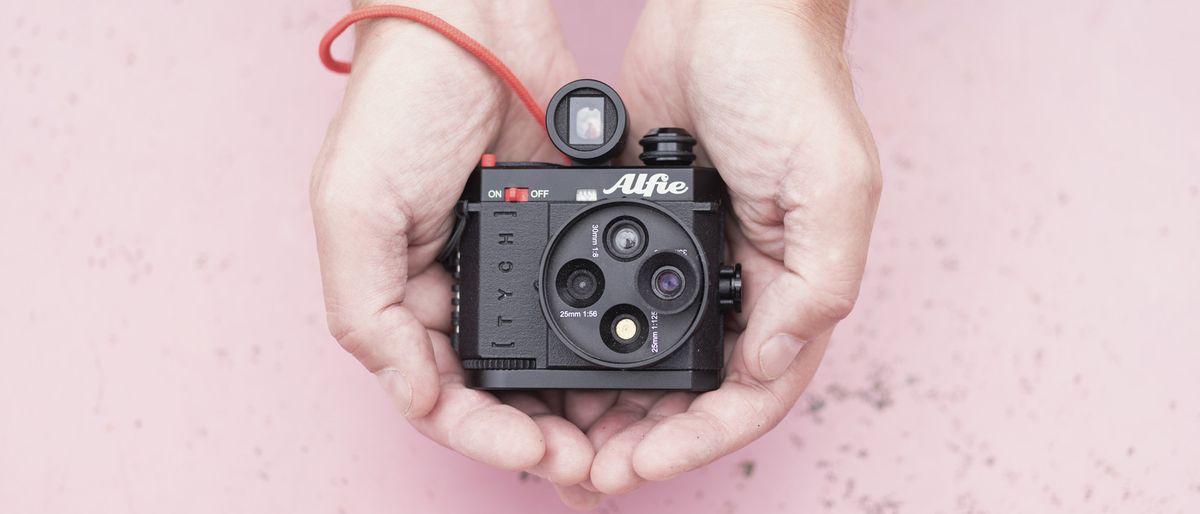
[{"left": 480, "top": 153, "right": 497, "bottom": 167}]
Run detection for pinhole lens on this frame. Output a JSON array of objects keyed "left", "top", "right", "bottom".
[
  {"left": 566, "top": 269, "right": 598, "bottom": 301},
  {"left": 555, "top": 259, "right": 604, "bottom": 308}
]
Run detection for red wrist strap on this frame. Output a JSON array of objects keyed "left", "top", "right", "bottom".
[{"left": 319, "top": 5, "right": 546, "bottom": 129}]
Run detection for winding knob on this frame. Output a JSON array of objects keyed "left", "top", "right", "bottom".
[
  {"left": 718, "top": 264, "right": 742, "bottom": 313},
  {"left": 638, "top": 127, "right": 697, "bottom": 165}
]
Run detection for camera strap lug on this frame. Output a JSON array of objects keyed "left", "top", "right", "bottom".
[{"left": 437, "top": 200, "right": 471, "bottom": 271}]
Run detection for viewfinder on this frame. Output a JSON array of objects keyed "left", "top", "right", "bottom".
[
  {"left": 569, "top": 97, "right": 605, "bottom": 145},
  {"left": 546, "top": 79, "right": 628, "bottom": 164}
]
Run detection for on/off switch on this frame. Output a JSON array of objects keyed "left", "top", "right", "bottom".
[{"left": 503, "top": 187, "right": 529, "bottom": 202}]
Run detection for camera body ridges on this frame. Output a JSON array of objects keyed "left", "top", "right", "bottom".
[{"left": 451, "top": 164, "right": 731, "bottom": 390}]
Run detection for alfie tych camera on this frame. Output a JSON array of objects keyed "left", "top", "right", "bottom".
[{"left": 443, "top": 79, "right": 742, "bottom": 391}]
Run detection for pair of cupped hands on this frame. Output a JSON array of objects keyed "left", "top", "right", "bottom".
[{"left": 310, "top": 0, "right": 880, "bottom": 508}]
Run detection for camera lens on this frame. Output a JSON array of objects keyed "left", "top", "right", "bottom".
[
  {"left": 606, "top": 218, "right": 646, "bottom": 260},
  {"left": 613, "top": 226, "right": 639, "bottom": 253},
  {"left": 651, "top": 266, "right": 685, "bottom": 300},
  {"left": 636, "top": 253, "right": 699, "bottom": 314},
  {"left": 566, "top": 269, "right": 598, "bottom": 301},
  {"left": 555, "top": 259, "right": 604, "bottom": 308}
]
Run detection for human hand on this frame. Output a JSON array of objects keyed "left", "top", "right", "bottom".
[
  {"left": 309, "top": 0, "right": 597, "bottom": 490},
  {"left": 561, "top": 0, "right": 882, "bottom": 503}
]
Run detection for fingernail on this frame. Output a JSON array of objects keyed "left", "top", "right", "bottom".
[
  {"left": 375, "top": 369, "right": 413, "bottom": 416},
  {"left": 759, "top": 334, "right": 806, "bottom": 380}
]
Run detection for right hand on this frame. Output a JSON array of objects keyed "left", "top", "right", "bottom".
[
  {"left": 309, "top": 0, "right": 597, "bottom": 495},
  {"left": 567, "top": 0, "right": 881, "bottom": 500}
]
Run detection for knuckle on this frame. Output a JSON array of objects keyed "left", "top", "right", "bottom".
[
  {"left": 309, "top": 163, "right": 352, "bottom": 217},
  {"left": 310, "top": 157, "right": 414, "bottom": 235},
  {"left": 832, "top": 140, "right": 882, "bottom": 201},
  {"left": 775, "top": 135, "right": 881, "bottom": 211},
  {"left": 309, "top": 146, "right": 340, "bottom": 213},
  {"left": 309, "top": 171, "right": 340, "bottom": 220},
  {"left": 806, "top": 280, "right": 859, "bottom": 324},
  {"left": 310, "top": 148, "right": 377, "bottom": 213},
  {"left": 325, "top": 310, "right": 366, "bottom": 357},
  {"left": 862, "top": 151, "right": 883, "bottom": 202}
]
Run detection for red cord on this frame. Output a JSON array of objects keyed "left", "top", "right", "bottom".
[{"left": 319, "top": 6, "right": 546, "bottom": 129}]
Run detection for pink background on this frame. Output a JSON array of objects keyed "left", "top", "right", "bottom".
[{"left": 3, "top": 0, "right": 1199, "bottom": 512}]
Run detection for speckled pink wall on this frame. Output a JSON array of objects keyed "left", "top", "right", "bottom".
[{"left": 2, "top": 1, "right": 1198, "bottom": 513}]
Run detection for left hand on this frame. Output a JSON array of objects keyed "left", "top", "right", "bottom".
[{"left": 310, "top": 0, "right": 597, "bottom": 497}]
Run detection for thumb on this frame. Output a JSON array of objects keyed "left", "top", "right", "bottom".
[
  {"left": 736, "top": 148, "right": 881, "bottom": 381},
  {"left": 738, "top": 269, "right": 853, "bottom": 381},
  {"left": 310, "top": 172, "right": 444, "bottom": 417}
]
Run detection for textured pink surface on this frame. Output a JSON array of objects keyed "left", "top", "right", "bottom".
[{"left": 2, "top": 1, "right": 1199, "bottom": 512}]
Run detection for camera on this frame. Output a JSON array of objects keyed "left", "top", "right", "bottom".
[{"left": 442, "top": 79, "right": 741, "bottom": 391}]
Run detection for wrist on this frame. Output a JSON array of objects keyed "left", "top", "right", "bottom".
[
  {"left": 344, "top": 2, "right": 505, "bottom": 102},
  {"left": 341, "top": 0, "right": 569, "bottom": 128},
  {"left": 347, "top": 1, "right": 496, "bottom": 49},
  {"left": 696, "top": 0, "right": 849, "bottom": 45}
]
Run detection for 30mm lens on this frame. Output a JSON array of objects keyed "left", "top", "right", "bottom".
[{"left": 605, "top": 218, "right": 647, "bottom": 261}]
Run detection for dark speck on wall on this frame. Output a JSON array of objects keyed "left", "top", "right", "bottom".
[{"left": 739, "top": 461, "right": 755, "bottom": 478}]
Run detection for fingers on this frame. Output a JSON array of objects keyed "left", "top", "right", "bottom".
[
  {"left": 589, "top": 392, "right": 692, "bottom": 495},
  {"left": 407, "top": 331, "right": 545, "bottom": 470},
  {"left": 631, "top": 332, "right": 830, "bottom": 481},
  {"left": 527, "top": 415, "right": 594, "bottom": 485},
  {"left": 579, "top": 391, "right": 662, "bottom": 494},
  {"left": 501, "top": 393, "right": 594, "bottom": 485},
  {"left": 563, "top": 390, "right": 618, "bottom": 431},
  {"left": 592, "top": 418, "right": 659, "bottom": 495},
  {"left": 554, "top": 483, "right": 606, "bottom": 511},
  {"left": 585, "top": 391, "right": 662, "bottom": 448}
]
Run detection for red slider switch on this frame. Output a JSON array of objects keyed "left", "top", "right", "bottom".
[{"left": 504, "top": 187, "right": 529, "bottom": 202}]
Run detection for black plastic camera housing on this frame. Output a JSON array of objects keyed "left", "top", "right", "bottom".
[{"left": 445, "top": 79, "right": 741, "bottom": 391}]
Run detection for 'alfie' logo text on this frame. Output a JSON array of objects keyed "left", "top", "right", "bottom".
[{"left": 602, "top": 173, "right": 688, "bottom": 197}]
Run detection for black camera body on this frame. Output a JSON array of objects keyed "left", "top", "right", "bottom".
[{"left": 445, "top": 80, "right": 741, "bottom": 391}]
